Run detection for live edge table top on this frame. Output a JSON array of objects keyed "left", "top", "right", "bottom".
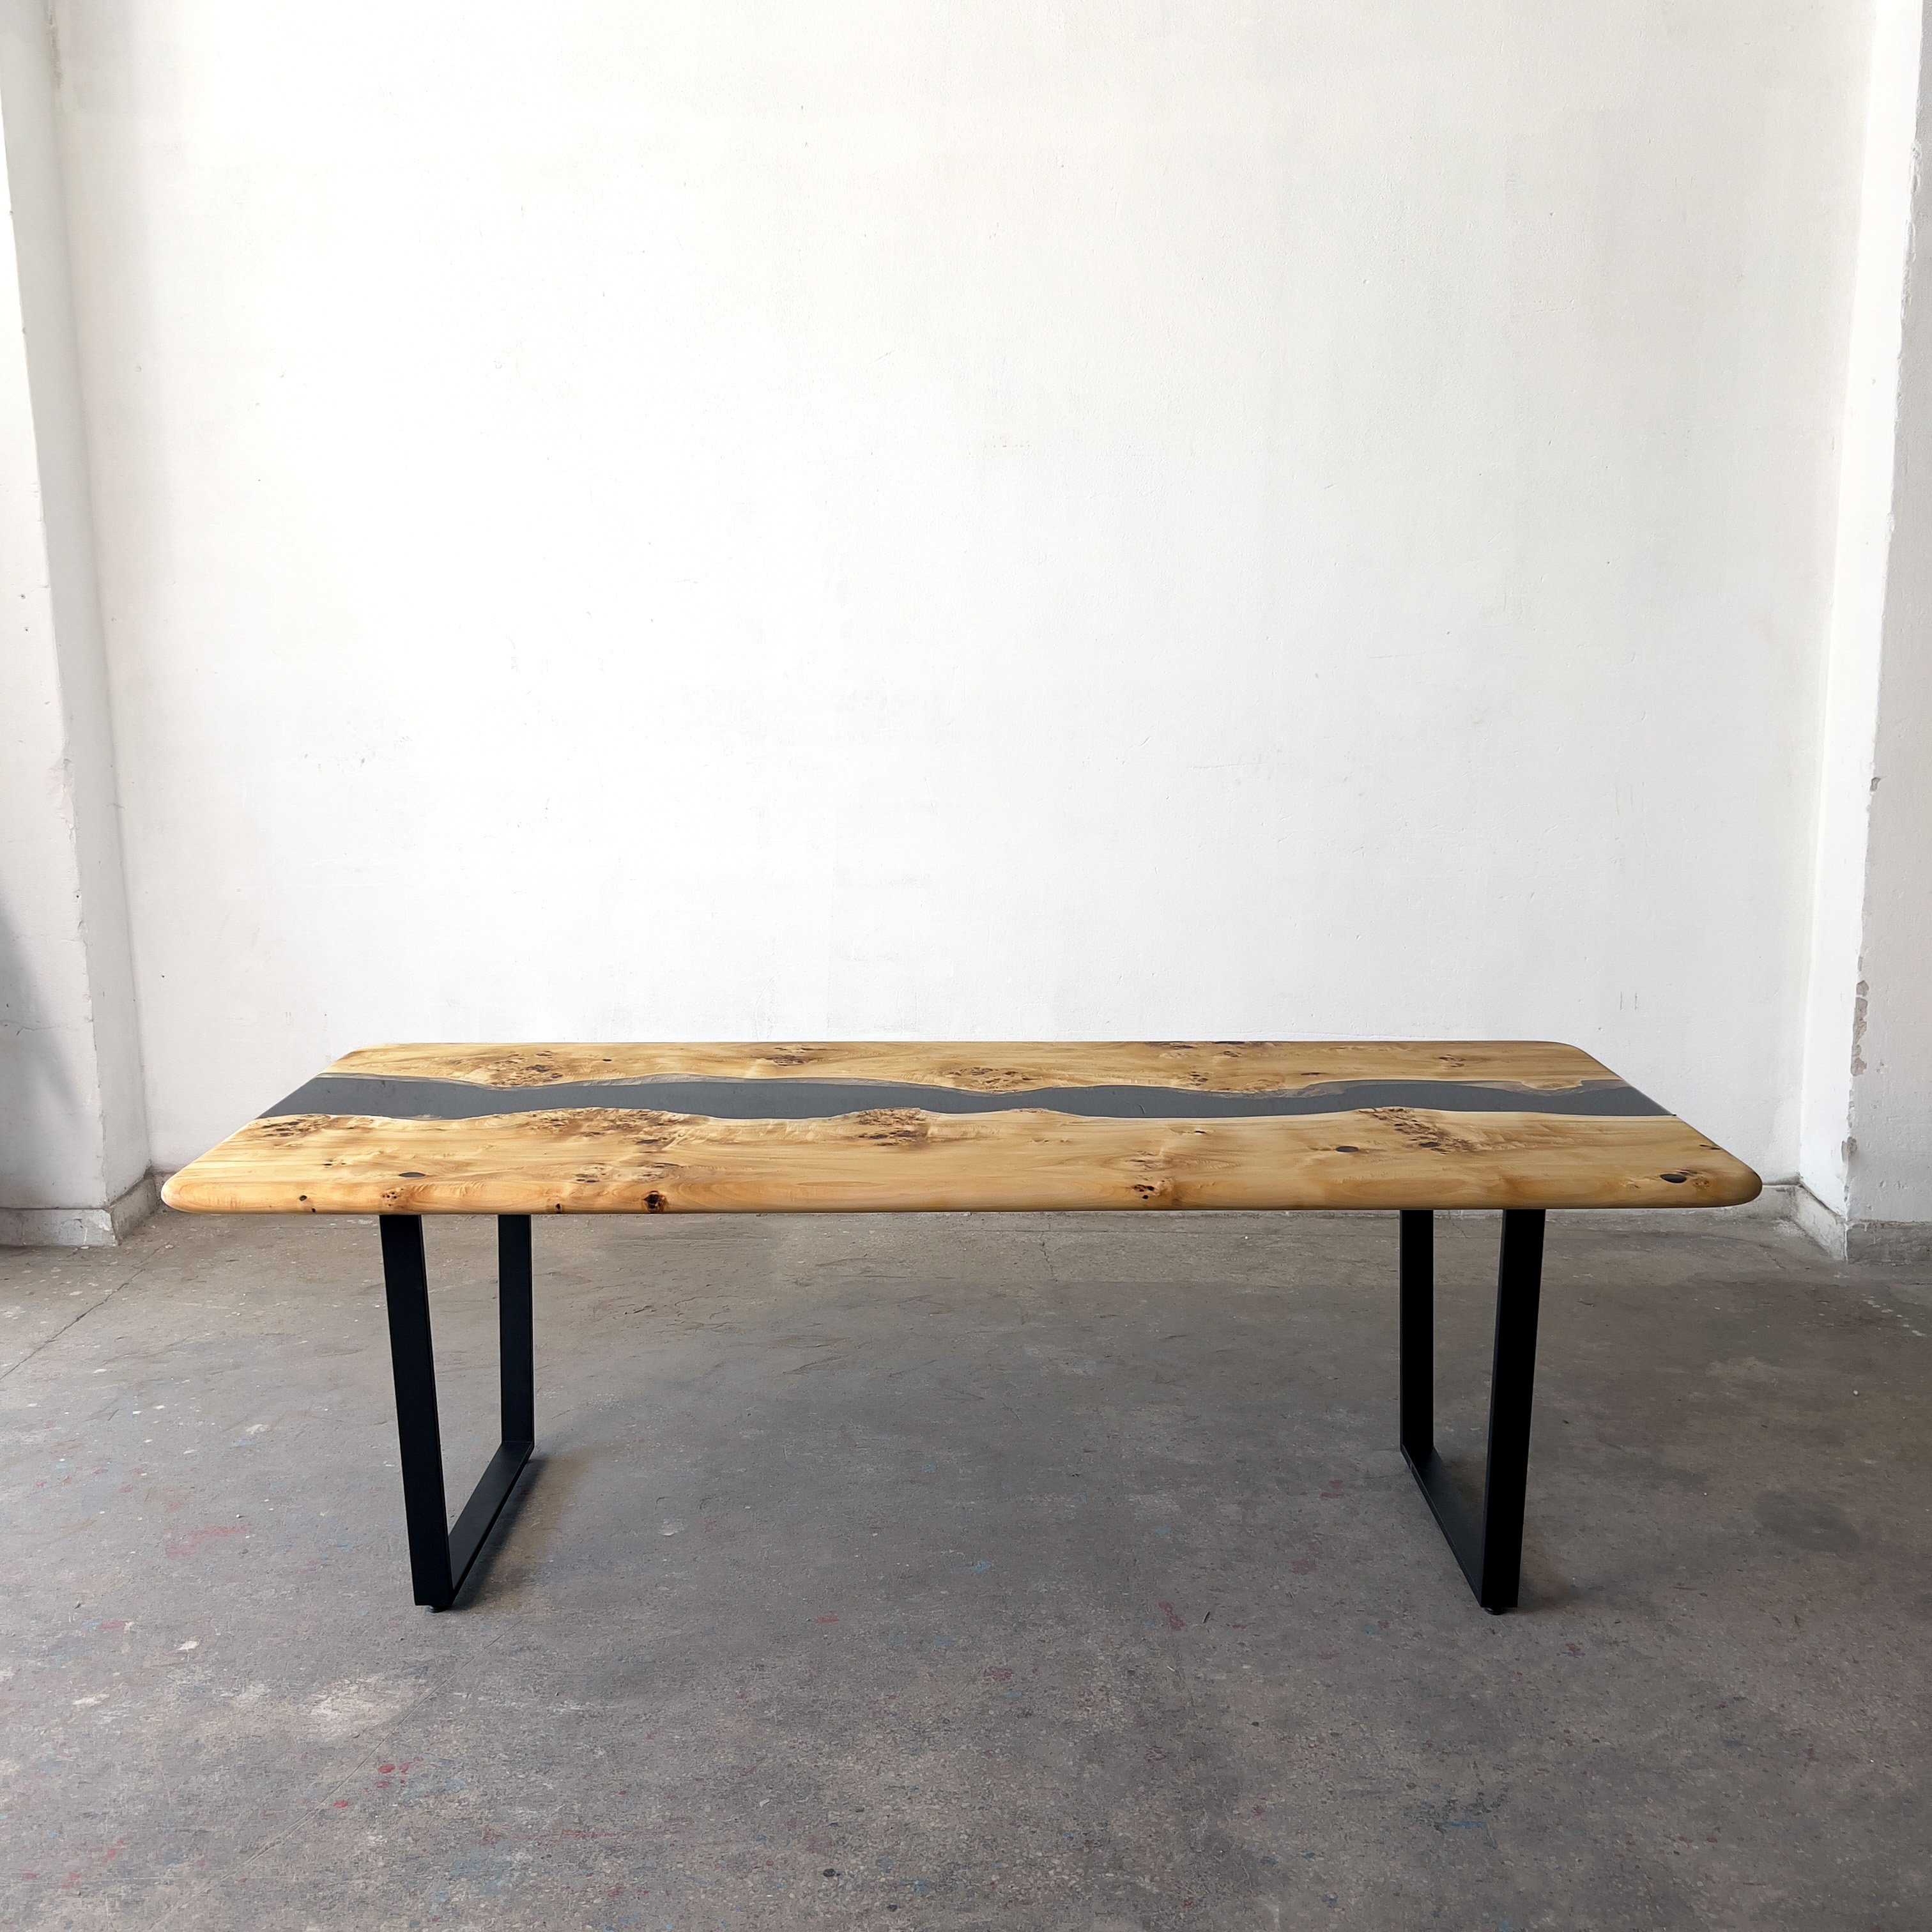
[{"left": 160, "top": 1041, "right": 1760, "bottom": 1218}]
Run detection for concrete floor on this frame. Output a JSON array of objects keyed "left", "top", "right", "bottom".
[{"left": 0, "top": 1208, "right": 1926, "bottom": 1931}]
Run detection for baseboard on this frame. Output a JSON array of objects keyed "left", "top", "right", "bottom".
[
  {"left": 1784, "top": 1182, "right": 1848, "bottom": 1260},
  {"left": 1276, "top": 1181, "right": 1877, "bottom": 1254},
  {"left": 0, "top": 1170, "right": 160, "bottom": 1250},
  {"left": 1472, "top": 1180, "right": 1802, "bottom": 1237},
  {"left": 1747, "top": 1180, "right": 1932, "bottom": 1264},
  {"left": 1841, "top": 1217, "right": 1932, "bottom": 1265},
  {"left": 1561, "top": 1179, "right": 1804, "bottom": 1230},
  {"left": 5, "top": 1168, "right": 1924, "bottom": 1263}
]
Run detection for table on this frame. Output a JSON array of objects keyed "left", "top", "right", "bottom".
[{"left": 162, "top": 1041, "right": 1759, "bottom": 1613}]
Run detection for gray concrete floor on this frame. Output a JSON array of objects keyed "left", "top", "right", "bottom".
[{"left": 0, "top": 1208, "right": 1926, "bottom": 1931}]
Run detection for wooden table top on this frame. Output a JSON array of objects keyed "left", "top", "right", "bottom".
[{"left": 159, "top": 1041, "right": 1760, "bottom": 1216}]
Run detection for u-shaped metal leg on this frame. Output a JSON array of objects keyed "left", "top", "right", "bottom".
[
  {"left": 380, "top": 1214, "right": 535, "bottom": 1610},
  {"left": 1399, "top": 1208, "right": 1545, "bottom": 1613}
]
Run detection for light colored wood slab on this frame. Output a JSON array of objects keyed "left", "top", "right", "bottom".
[
  {"left": 329, "top": 1039, "right": 1620, "bottom": 1092},
  {"left": 160, "top": 1041, "right": 1761, "bottom": 1216}
]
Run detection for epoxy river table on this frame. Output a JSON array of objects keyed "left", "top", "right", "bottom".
[{"left": 162, "top": 1041, "right": 1759, "bottom": 1613}]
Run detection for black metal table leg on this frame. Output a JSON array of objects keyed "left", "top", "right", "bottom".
[
  {"left": 379, "top": 1214, "right": 535, "bottom": 1610},
  {"left": 1398, "top": 1208, "right": 1546, "bottom": 1613}
]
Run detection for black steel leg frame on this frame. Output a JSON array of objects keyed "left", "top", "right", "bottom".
[
  {"left": 379, "top": 1214, "right": 534, "bottom": 1610},
  {"left": 373, "top": 1208, "right": 1544, "bottom": 1614},
  {"left": 1399, "top": 1208, "right": 1545, "bottom": 1613}
]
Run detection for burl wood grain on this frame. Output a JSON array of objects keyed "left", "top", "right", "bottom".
[
  {"left": 328, "top": 1039, "right": 1621, "bottom": 1093},
  {"left": 162, "top": 1064, "right": 1762, "bottom": 1220}
]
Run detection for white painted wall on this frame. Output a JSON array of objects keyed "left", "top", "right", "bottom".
[
  {"left": 1799, "top": 0, "right": 1923, "bottom": 1220},
  {"left": 0, "top": 0, "right": 149, "bottom": 1240},
  {"left": 1843, "top": 6, "right": 1932, "bottom": 1229},
  {"left": 49, "top": 3, "right": 1873, "bottom": 1176}
]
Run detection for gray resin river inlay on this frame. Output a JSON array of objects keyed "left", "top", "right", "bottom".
[{"left": 262, "top": 1074, "right": 1669, "bottom": 1123}]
